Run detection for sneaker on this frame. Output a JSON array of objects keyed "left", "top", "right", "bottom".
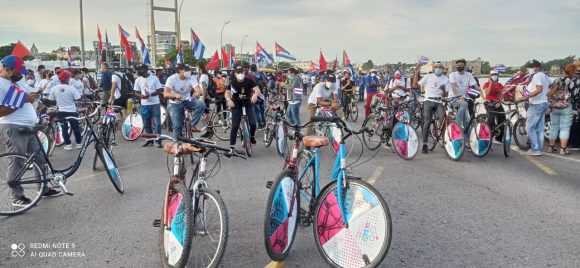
[
  {"left": 64, "top": 145, "right": 73, "bottom": 151},
  {"left": 422, "top": 144, "right": 428, "bottom": 154},
  {"left": 76, "top": 144, "right": 83, "bottom": 149},
  {"left": 142, "top": 141, "right": 153, "bottom": 147},
  {"left": 524, "top": 150, "right": 542, "bottom": 156},
  {"left": 156, "top": 141, "right": 163, "bottom": 148},
  {"left": 250, "top": 137, "right": 257, "bottom": 145},
  {"left": 200, "top": 131, "right": 213, "bottom": 138},
  {"left": 12, "top": 196, "right": 32, "bottom": 207},
  {"left": 43, "top": 188, "right": 62, "bottom": 197}
]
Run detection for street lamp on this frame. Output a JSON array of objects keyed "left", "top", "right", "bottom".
[
  {"left": 79, "top": 0, "right": 86, "bottom": 67},
  {"left": 220, "top": 20, "right": 231, "bottom": 68},
  {"left": 176, "top": 0, "right": 185, "bottom": 47},
  {"left": 240, "top": 34, "right": 249, "bottom": 63}
]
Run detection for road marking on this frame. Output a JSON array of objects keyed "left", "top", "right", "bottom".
[
  {"left": 367, "top": 166, "right": 384, "bottom": 185},
  {"left": 264, "top": 261, "right": 284, "bottom": 268},
  {"left": 512, "top": 148, "right": 558, "bottom": 176},
  {"left": 71, "top": 161, "right": 146, "bottom": 182}
]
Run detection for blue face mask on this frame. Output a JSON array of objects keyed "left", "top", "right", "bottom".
[{"left": 434, "top": 68, "right": 444, "bottom": 76}]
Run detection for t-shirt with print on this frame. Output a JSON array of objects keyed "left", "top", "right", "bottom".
[
  {"left": 528, "top": 72, "right": 550, "bottom": 105},
  {"left": 418, "top": 74, "right": 451, "bottom": 103},
  {"left": 49, "top": 84, "right": 81, "bottom": 113},
  {"left": 229, "top": 77, "right": 256, "bottom": 101},
  {"left": 308, "top": 82, "right": 338, "bottom": 104},
  {"left": 165, "top": 73, "right": 196, "bottom": 104},
  {"left": 134, "top": 75, "right": 163, "bottom": 105},
  {"left": 0, "top": 78, "right": 37, "bottom": 126},
  {"left": 448, "top": 71, "right": 477, "bottom": 98}
]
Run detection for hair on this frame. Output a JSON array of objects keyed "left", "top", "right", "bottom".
[
  {"left": 177, "top": 63, "right": 189, "bottom": 71},
  {"left": 81, "top": 67, "right": 89, "bottom": 73},
  {"left": 72, "top": 69, "right": 81, "bottom": 75},
  {"left": 528, "top": 60, "right": 541, "bottom": 69},
  {"left": 101, "top": 63, "right": 109, "bottom": 69},
  {"left": 250, "top": 64, "right": 257, "bottom": 72},
  {"left": 54, "top": 67, "right": 61, "bottom": 72},
  {"left": 564, "top": 64, "right": 577, "bottom": 76},
  {"left": 456, "top": 59, "right": 466, "bottom": 65},
  {"left": 38, "top": 65, "right": 45, "bottom": 71},
  {"left": 43, "top": 71, "right": 51, "bottom": 79},
  {"left": 196, "top": 62, "right": 208, "bottom": 74}
]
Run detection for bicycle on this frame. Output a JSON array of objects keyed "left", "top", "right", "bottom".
[
  {"left": 142, "top": 134, "right": 245, "bottom": 268},
  {"left": 425, "top": 96, "right": 465, "bottom": 161},
  {"left": 264, "top": 117, "right": 392, "bottom": 268},
  {"left": 0, "top": 107, "right": 124, "bottom": 216},
  {"left": 233, "top": 96, "right": 253, "bottom": 157},
  {"left": 92, "top": 105, "right": 123, "bottom": 170},
  {"left": 199, "top": 99, "right": 232, "bottom": 141},
  {"left": 263, "top": 99, "right": 289, "bottom": 157},
  {"left": 342, "top": 91, "right": 359, "bottom": 122},
  {"left": 121, "top": 97, "right": 144, "bottom": 141}
]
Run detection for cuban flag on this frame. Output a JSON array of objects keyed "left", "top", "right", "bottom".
[
  {"left": 2, "top": 83, "right": 28, "bottom": 109},
  {"left": 118, "top": 24, "right": 133, "bottom": 61},
  {"left": 67, "top": 49, "right": 74, "bottom": 66},
  {"left": 256, "top": 42, "right": 273, "bottom": 64},
  {"left": 176, "top": 42, "right": 184, "bottom": 64},
  {"left": 347, "top": 63, "right": 358, "bottom": 83},
  {"left": 191, "top": 28, "right": 205, "bottom": 60},
  {"left": 467, "top": 86, "right": 480, "bottom": 97},
  {"left": 417, "top": 55, "right": 429, "bottom": 64},
  {"left": 274, "top": 42, "right": 296, "bottom": 61},
  {"left": 135, "top": 28, "right": 151, "bottom": 65},
  {"left": 309, "top": 61, "right": 318, "bottom": 73},
  {"left": 494, "top": 64, "right": 506, "bottom": 73}
]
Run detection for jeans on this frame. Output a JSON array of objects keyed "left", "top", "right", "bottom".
[
  {"left": 526, "top": 102, "right": 549, "bottom": 152},
  {"left": 549, "top": 105, "right": 573, "bottom": 140},
  {"left": 410, "top": 88, "right": 420, "bottom": 112},
  {"left": 58, "top": 111, "right": 82, "bottom": 145},
  {"left": 215, "top": 93, "right": 227, "bottom": 114},
  {"left": 452, "top": 98, "right": 470, "bottom": 130},
  {"left": 422, "top": 101, "right": 444, "bottom": 143},
  {"left": 358, "top": 86, "right": 365, "bottom": 101},
  {"left": 254, "top": 99, "right": 266, "bottom": 128},
  {"left": 342, "top": 91, "right": 353, "bottom": 115},
  {"left": 303, "top": 84, "right": 308, "bottom": 95},
  {"left": 230, "top": 104, "right": 257, "bottom": 146},
  {"left": 286, "top": 102, "right": 301, "bottom": 126},
  {"left": 168, "top": 99, "right": 205, "bottom": 138},
  {"left": 141, "top": 104, "right": 161, "bottom": 135}
]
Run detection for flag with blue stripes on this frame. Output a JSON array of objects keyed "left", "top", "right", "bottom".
[
  {"left": 493, "top": 64, "right": 506, "bottom": 73},
  {"left": 191, "top": 29, "right": 205, "bottom": 60},
  {"left": 2, "top": 84, "right": 28, "bottom": 109},
  {"left": 467, "top": 86, "right": 480, "bottom": 97}
]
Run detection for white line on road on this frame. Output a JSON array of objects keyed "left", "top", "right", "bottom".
[
  {"left": 511, "top": 146, "right": 580, "bottom": 163},
  {"left": 367, "top": 166, "right": 384, "bottom": 185},
  {"left": 70, "top": 161, "right": 146, "bottom": 182}
]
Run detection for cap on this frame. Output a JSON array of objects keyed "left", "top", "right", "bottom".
[
  {"left": 527, "top": 60, "right": 541, "bottom": 68},
  {"left": 2, "top": 55, "right": 29, "bottom": 75},
  {"left": 370, "top": 69, "right": 377, "bottom": 73},
  {"left": 394, "top": 70, "right": 402, "bottom": 75},
  {"left": 490, "top": 70, "right": 499, "bottom": 75},
  {"left": 58, "top": 70, "right": 73, "bottom": 82},
  {"left": 137, "top": 64, "right": 148, "bottom": 71},
  {"left": 326, "top": 74, "right": 336, "bottom": 83}
]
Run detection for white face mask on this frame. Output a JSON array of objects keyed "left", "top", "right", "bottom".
[
  {"left": 325, "top": 81, "right": 333, "bottom": 88},
  {"left": 236, "top": 73, "right": 245, "bottom": 81},
  {"left": 527, "top": 68, "right": 535, "bottom": 74},
  {"left": 184, "top": 71, "right": 192, "bottom": 78},
  {"left": 370, "top": 73, "right": 376, "bottom": 77},
  {"left": 491, "top": 76, "right": 498, "bottom": 82},
  {"left": 434, "top": 68, "right": 444, "bottom": 76},
  {"left": 26, "top": 79, "right": 35, "bottom": 86}
]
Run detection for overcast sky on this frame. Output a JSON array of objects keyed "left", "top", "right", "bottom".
[{"left": 1, "top": 0, "right": 578, "bottom": 66}]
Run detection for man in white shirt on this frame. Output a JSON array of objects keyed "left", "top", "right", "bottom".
[
  {"left": 306, "top": 73, "right": 339, "bottom": 135},
  {"left": 69, "top": 70, "right": 84, "bottom": 97},
  {"left": 449, "top": 59, "right": 480, "bottom": 130},
  {"left": 0, "top": 56, "right": 61, "bottom": 206},
  {"left": 48, "top": 71, "right": 82, "bottom": 151},
  {"left": 386, "top": 70, "right": 409, "bottom": 105},
  {"left": 163, "top": 64, "right": 205, "bottom": 138},
  {"left": 34, "top": 65, "right": 45, "bottom": 88},
  {"left": 134, "top": 65, "right": 164, "bottom": 147},
  {"left": 418, "top": 61, "right": 451, "bottom": 154},
  {"left": 302, "top": 72, "right": 310, "bottom": 95},
  {"left": 518, "top": 60, "right": 552, "bottom": 155}
]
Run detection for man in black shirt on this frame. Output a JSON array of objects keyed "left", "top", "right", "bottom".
[
  {"left": 225, "top": 65, "right": 261, "bottom": 151},
  {"left": 341, "top": 70, "right": 355, "bottom": 118}
]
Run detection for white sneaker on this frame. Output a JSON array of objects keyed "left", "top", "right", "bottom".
[
  {"left": 76, "top": 144, "right": 83, "bottom": 149},
  {"left": 64, "top": 145, "right": 73, "bottom": 151},
  {"left": 524, "top": 150, "right": 542, "bottom": 156}
]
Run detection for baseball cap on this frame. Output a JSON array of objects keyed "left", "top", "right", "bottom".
[
  {"left": 58, "top": 70, "right": 73, "bottom": 82},
  {"left": 490, "top": 70, "right": 499, "bottom": 75},
  {"left": 2, "top": 55, "right": 29, "bottom": 75},
  {"left": 527, "top": 60, "right": 541, "bottom": 68}
]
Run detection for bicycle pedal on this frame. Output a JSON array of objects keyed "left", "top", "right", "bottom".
[
  {"left": 266, "top": 181, "right": 273, "bottom": 189},
  {"left": 152, "top": 219, "right": 161, "bottom": 228}
]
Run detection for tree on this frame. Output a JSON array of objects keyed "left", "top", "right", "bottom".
[
  {"left": 277, "top": 62, "right": 291, "bottom": 70},
  {"left": 157, "top": 45, "right": 206, "bottom": 67},
  {"left": 481, "top": 61, "right": 491, "bottom": 75},
  {"left": 362, "top": 60, "right": 374, "bottom": 71},
  {"left": 0, "top": 43, "right": 33, "bottom": 60}
]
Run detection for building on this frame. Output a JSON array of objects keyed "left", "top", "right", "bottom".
[
  {"left": 290, "top": 61, "right": 311, "bottom": 71},
  {"left": 550, "top": 65, "right": 562, "bottom": 76},
  {"left": 149, "top": 33, "right": 177, "bottom": 61},
  {"left": 30, "top": 43, "right": 39, "bottom": 58}
]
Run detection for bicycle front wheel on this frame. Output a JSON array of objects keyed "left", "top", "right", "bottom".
[
  {"left": 313, "top": 179, "right": 391, "bottom": 268},
  {"left": 159, "top": 182, "right": 193, "bottom": 268},
  {"left": 121, "top": 112, "right": 144, "bottom": 141},
  {"left": 349, "top": 102, "right": 359, "bottom": 122},
  {"left": 443, "top": 122, "right": 465, "bottom": 161},
  {"left": 392, "top": 122, "right": 419, "bottom": 160},
  {"left": 187, "top": 188, "right": 229, "bottom": 268},
  {"left": 96, "top": 143, "right": 124, "bottom": 193},
  {"left": 264, "top": 170, "right": 299, "bottom": 261},
  {"left": 503, "top": 122, "right": 511, "bottom": 157},
  {"left": 0, "top": 153, "right": 46, "bottom": 216},
  {"left": 468, "top": 122, "right": 492, "bottom": 158},
  {"left": 362, "top": 117, "right": 382, "bottom": 151},
  {"left": 212, "top": 111, "right": 231, "bottom": 141},
  {"left": 241, "top": 120, "right": 252, "bottom": 157},
  {"left": 513, "top": 118, "right": 530, "bottom": 150},
  {"left": 275, "top": 121, "right": 287, "bottom": 157}
]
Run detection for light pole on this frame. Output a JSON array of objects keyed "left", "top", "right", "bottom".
[
  {"left": 220, "top": 20, "right": 231, "bottom": 68},
  {"left": 176, "top": 0, "right": 185, "bottom": 47},
  {"left": 79, "top": 0, "right": 86, "bottom": 66},
  {"left": 240, "top": 34, "right": 249, "bottom": 63}
]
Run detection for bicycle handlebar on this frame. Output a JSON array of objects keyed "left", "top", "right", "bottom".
[
  {"left": 310, "top": 116, "right": 369, "bottom": 136},
  {"left": 177, "top": 136, "right": 246, "bottom": 159},
  {"left": 63, "top": 104, "right": 101, "bottom": 121},
  {"left": 428, "top": 96, "right": 461, "bottom": 102}
]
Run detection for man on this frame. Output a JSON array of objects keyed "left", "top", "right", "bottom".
[
  {"left": 301, "top": 72, "right": 310, "bottom": 95},
  {"left": 386, "top": 70, "right": 409, "bottom": 105},
  {"left": 341, "top": 70, "right": 355, "bottom": 118},
  {"left": 0, "top": 56, "right": 60, "bottom": 207},
  {"left": 518, "top": 60, "right": 552, "bottom": 156},
  {"left": 134, "top": 65, "right": 163, "bottom": 147},
  {"left": 249, "top": 64, "right": 267, "bottom": 129},
  {"left": 164, "top": 64, "right": 205, "bottom": 138},
  {"left": 99, "top": 63, "right": 113, "bottom": 104},
  {"left": 69, "top": 70, "right": 84, "bottom": 96},
  {"left": 359, "top": 69, "right": 381, "bottom": 117},
  {"left": 418, "top": 61, "right": 451, "bottom": 154},
  {"left": 81, "top": 68, "right": 95, "bottom": 98},
  {"left": 284, "top": 67, "right": 302, "bottom": 126},
  {"left": 306, "top": 73, "right": 339, "bottom": 136},
  {"left": 48, "top": 71, "right": 82, "bottom": 151},
  {"left": 34, "top": 64, "right": 45, "bottom": 87},
  {"left": 449, "top": 59, "right": 480, "bottom": 130},
  {"left": 225, "top": 64, "right": 261, "bottom": 151}
]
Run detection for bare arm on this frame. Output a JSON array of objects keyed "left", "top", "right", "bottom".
[
  {"left": 163, "top": 86, "right": 182, "bottom": 100},
  {"left": 0, "top": 106, "right": 16, "bottom": 117}
]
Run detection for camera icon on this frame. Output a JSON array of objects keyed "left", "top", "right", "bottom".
[{"left": 10, "top": 243, "right": 26, "bottom": 257}]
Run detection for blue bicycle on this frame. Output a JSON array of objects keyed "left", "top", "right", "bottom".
[{"left": 264, "top": 117, "right": 392, "bottom": 268}]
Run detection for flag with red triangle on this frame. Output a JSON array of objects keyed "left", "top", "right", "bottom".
[{"left": 319, "top": 51, "right": 327, "bottom": 71}]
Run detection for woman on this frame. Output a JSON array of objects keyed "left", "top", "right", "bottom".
[
  {"left": 39, "top": 71, "right": 53, "bottom": 98},
  {"left": 482, "top": 70, "right": 505, "bottom": 143},
  {"left": 547, "top": 64, "right": 576, "bottom": 155}
]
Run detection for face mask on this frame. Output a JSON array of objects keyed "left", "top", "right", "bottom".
[
  {"left": 527, "top": 68, "right": 535, "bottom": 74},
  {"left": 456, "top": 66, "right": 465, "bottom": 72},
  {"left": 184, "top": 71, "right": 192, "bottom": 78},
  {"left": 370, "top": 73, "right": 376, "bottom": 77},
  {"left": 394, "top": 75, "right": 401, "bottom": 79},
  {"left": 26, "top": 79, "right": 35, "bottom": 86},
  {"left": 138, "top": 71, "right": 146, "bottom": 77},
  {"left": 434, "top": 68, "right": 443, "bottom": 76},
  {"left": 325, "top": 81, "right": 333, "bottom": 88},
  {"left": 491, "top": 76, "right": 498, "bottom": 82},
  {"left": 236, "top": 73, "right": 245, "bottom": 81}
]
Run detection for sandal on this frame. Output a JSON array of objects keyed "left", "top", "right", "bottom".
[
  {"left": 560, "top": 148, "right": 570, "bottom": 155},
  {"left": 548, "top": 145, "right": 557, "bottom": 153}
]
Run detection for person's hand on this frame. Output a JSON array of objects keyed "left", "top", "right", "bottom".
[
  {"left": 331, "top": 102, "right": 339, "bottom": 111},
  {"left": 227, "top": 98, "right": 235, "bottom": 108},
  {"left": 26, "top": 93, "right": 40, "bottom": 103},
  {"left": 141, "top": 93, "right": 150, "bottom": 99},
  {"left": 251, "top": 94, "right": 258, "bottom": 103},
  {"left": 495, "top": 102, "right": 501, "bottom": 108}
]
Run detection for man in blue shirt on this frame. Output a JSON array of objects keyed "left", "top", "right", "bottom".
[
  {"left": 99, "top": 63, "right": 112, "bottom": 105},
  {"left": 359, "top": 69, "right": 381, "bottom": 118}
]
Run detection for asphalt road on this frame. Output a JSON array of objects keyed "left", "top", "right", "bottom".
[{"left": 1, "top": 102, "right": 580, "bottom": 268}]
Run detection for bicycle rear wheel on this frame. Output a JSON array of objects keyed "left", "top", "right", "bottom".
[
  {"left": 264, "top": 170, "right": 299, "bottom": 261},
  {"left": 263, "top": 120, "right": 275, "bottom": 147},
  {"left": 503, "top": 122, "right": 511, "bottom": 157},
  {"left": 0, "top": 153, "right": 46, "bottom": 216},
  {"left": 362, "top": 117, "right": 382, "bottom": 151},
  {"left": 241, "top": 119, "right": 252, "bottom": 157},
  {"left": 468, "top": 122, "right": 492, "bottom": 157},
  {"left": 349, "top": 102, "right": 358, "bottom": 122},
  {"left": 159, "top": 182, "right": 193, "bottom": 268},
  {"left": 513, "top": 118, "right": 530, "bottom": 150},
  {"left": 96, "top": 143, "right": 124, "bottom": 193},
  {"left": 160, "top": 105, "right": 168, "bottom": 127},
  {"left": 187, "top": 188, "right": 229, "bottom": 268},
  {"left": 443, "top": 122, "right": 465, "bottom": 161},
  {"left": 392, "top": 122, "right": 419, "bottom": 160},
  {"left": 212, "top": 111, "right": 231, "bottom": 141},
  {"left": 121, "top": 112, "right": 144, "bottom": 141},
  {"left": 313, "top": 179, "right": 391, "bottom": 268},
  {"left": 275, "top": 121, "right": 287, "bottom": 157}
]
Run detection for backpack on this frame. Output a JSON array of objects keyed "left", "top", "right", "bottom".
[
  {"left": 86, "top": 75, "right": 96, "bottom": 90},
  {"left": 550, "top": 77, "right": 572, "bottom": 109},
  {"left": 114, "top": 73, "right": 134, "bottom": 95}
]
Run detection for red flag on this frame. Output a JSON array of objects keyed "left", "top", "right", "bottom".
[
  {"left": 11, "top": 41, "right": 32, "bottom": 58},
  {"left": 332, "top": 56, "right": 338, "bottom": 72},
  {"left": 343, "top": 50, "right": 351, "bottom": 66},
  {"left": 97, "top": 26, "right": 103, "bottom": 64},
  {"left": 310, "top": 61, "right": 318, "bottom": 72},
  {"left": 319, "top": 51, "right": 327, "bottom": 71},
  {"left": 222, "top": 47, "right": 230, "bottom": 68},
  {"left": 206, "top": 50, "right": 220, "bottom": 70},
  {"left": 163, "top": 59, "right": 171, "bottom": 68},
  {"left": 118, "top": 24, "right": 133, "bottom": 61}
]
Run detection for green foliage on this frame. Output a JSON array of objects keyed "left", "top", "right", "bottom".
[
  {"left": 277, "top": 62, "right": 291, "bottom": 70},
  {"left": 156, "top": 45, "right": 207, "bottom": 67},
  {"left": 362, "top": 60, "right": 374, "bottom": 71},
  {"left": 0, "top": 43, "right": 16, "bottom": 59},
  {"left": 520, "top": 56, "right": 576, "bottom": 72},
  {"left": 481, "top": 61, "right": 491, "bottom": 74}
]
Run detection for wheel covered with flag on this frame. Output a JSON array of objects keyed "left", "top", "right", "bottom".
[
  {"left": 122, "top": 112, "right": 144, "bottom": 141},
  {"left": 443, "top": 122, "right": 465, "bottom": 161},
  {"left": 392, "top": 122, "right": 419, "bottom": 160},
  {"left": 469, "top": 122, "right": 492, "bottom": 157}
]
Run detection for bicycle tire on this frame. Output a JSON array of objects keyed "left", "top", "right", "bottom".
[
  {"left": 513, "top": 118, "right": 530, "bottom": 150},
  {"left": 159, "top": 182, "right": 193, "bottom": 268},
  {"left": 264, "top": 121, "right": 275, "bottom": 147},
  {"left": 122, "top": 112, "right": 144, "bottom": 141},
  {"left": 391, "top": 122, "right": 419, "bottom": 160},
  {"left": 275, "top": 121, "right": 287, "bottom": 157},
  {"left": 349, "top": 102, "right": 359, "bottom": 122},
  {"left": 264, "top": 170, "right": 299, "bottom": 261},
  {"left": 468, "top": 122, "right": 492, "bottom": 158},
  {"left": 443, "top": 122, "right": 465, "bottom": 161},
  {"left": 241, "top": 120, "right": 252, "bottom": 157},
  {"left": 36, "top": 131, "right": 51, "bottom": 155},
  {"left": 212, "top": 111, "right": 231, "bottom": 141},
  {"left": 296, "top": 151, "right": 315, "bottom": 222},
  {"left": 0, "top": 153, "right": 46, "bottom": 216},
  {"left": 427, "top": 120, "right": 438, "bottom": 151},
  {"left": 362, "top": 117, "right": 382, "bottom": 151},
  {"left": 96, "top": 143, "right": 124, "bottom": 194},
  {"left": 503, "top": 122, "right": 511, "bottom": 157},
  {"left": 187, "top": 188, "right": 229, "bottom": 268},
  {"left": 160, "top": 105, "right": 168, "bottom": 127},
  {"left": 312, "top": 179, "right": 391, "bottom": 268}
]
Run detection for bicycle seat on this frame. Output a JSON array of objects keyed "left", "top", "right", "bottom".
[
  {"left": 303, "top": 136, "right": 329, "bottom": 148},
  {"left": 163, "top": 142, "right": 201, "bottom": 155},
  {"left": 46, "top": 107, "right": 58, "bottom": 116},
  {"left": 17, "top": 125, "right": 46, "bottom": 135}
]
